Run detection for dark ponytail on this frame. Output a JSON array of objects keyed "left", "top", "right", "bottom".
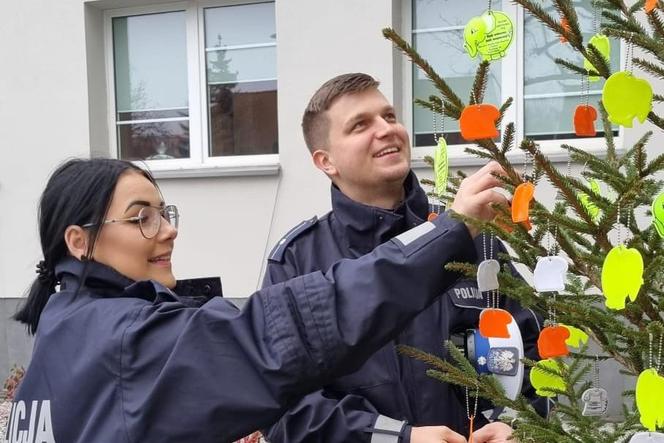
[{"left": 14, "top": 158, "right": 157, "bottom": 334}]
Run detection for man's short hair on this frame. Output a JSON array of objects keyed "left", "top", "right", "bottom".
[{"left": 302, "top": 73, "right": 380, "bottom": 153}]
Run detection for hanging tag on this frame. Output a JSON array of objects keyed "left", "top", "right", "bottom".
[
  {"left": 636, "top": 369, "right": 664, "bottom": 431},
  {"left": 512, "top": 181, "right": 534, "bottom": 223},
  {"left": 463, "top": 11, "right": 514, "bottom": 61},
  {"left": 582, "top": 387, "right": 608, "bottom": 416},
  {"left": 477, "top": 259, "right": 500, "bottom": 292},
  {"left": 537, "top": 325, "right": 570, "bottom": 359},
  {"left": 602, "top": 72, "right": 653, "bottom": 127},
  {"left": 652, "top": 192, "right": 664, "bottom": 238},
  {"left": 560, "top": 324, "right": 589, "bottom": 348},
  {"left": 530, "top": 359, "right": 567, "bottom": 398},
  {"left": 646, "top": 0, "right": 659, "bottom": 13},
  {"left": 460, "top": 104, "right": 500, "bottom": 140},
  {"left": 434, "top": 137, "right": 449, "bottom": 197},
  {"left": 601, "top": 245, "right": 644, "bottom": 310},
  {"left": 630, "top": 432, "right": 664, "bottom": 443},
  {"left": 533, "top": 256, "right": 568, "bottom": 292},
  {"left": 574, "top": 105, "right": 597, "bottom": 137},
  {"left": 479, "top": 308, "right": 513, "bottom": 338},
  {"left": 578, "top": 179, "right": 601, "bottom": 222},
  {"left": 583, "top": 34, "right": 611, "bottom": 82}
]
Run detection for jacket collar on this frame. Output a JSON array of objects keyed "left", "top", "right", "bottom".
[
  {"left": 55, "top": 257, "right": 221, "bottom": 306},
  {"left": 330, "top": 170, "right": 429, "bottom": 255}
]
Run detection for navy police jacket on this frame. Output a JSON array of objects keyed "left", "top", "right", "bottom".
[
  {"left": 8, "top": 211, "right": 477, "bottom": 443},
  {"left": 263, "top": 172, "right": 545, "bottom": 443}
]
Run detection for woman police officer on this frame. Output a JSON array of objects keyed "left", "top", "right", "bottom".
[{"left": 8, "top": 158, "right": 507, "bottom": 442}]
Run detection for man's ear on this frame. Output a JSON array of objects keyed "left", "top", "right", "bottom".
[
  {"left": 64, "top": 225, "right": 89, "bottom": 260},
  {"left": 312, "top": 149, "right": 338, "bottom": 177}
]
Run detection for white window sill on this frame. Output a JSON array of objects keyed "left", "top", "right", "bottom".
[
  {"left": 137, "top": 154, "right": 281, "bottom": 179},
  {"left": 411, "top": 136, "right": 623, "bottom": 169}
]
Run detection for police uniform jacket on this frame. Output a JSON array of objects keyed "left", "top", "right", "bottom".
[
  {"left": 8, "top": 211, "right": 477, "bottom": 443},
  {"left": 263, "top": 171, "right": 545, "bottom": 443}
]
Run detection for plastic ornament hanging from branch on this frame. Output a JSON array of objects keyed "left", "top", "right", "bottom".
[
  {"left": 652, "top": 192, "right": 664, "bottom": 238},
  {"left": 629, "top": 432, "right": 664, "bottom": 443},
  {"left": 530, "top": 358, "right": 567, "bottom": 398},
  {"left": 635, "top": 333, "right": 664, "bottom": 432},
  {"left": 583, "top": 4, "right": 610, "bottom": 83},
  {"left": 574, "top": 75, "right": 597, "bottom": 137},
  {"left": 582, "top": 355, "right": 608, "bottom": 416},
  {"left": 559, "top": 16, "right": 571, "bottom": 43},
  {"left": 428, "top": 112, "right": 448, "bottom": 222},
  {"left": 602, "top": 37, "right": 653, "bottom": 127},
  {"left": 602, "top": 206, "right": 644, "bottom": 310},
  {"left": 478, "top": 233, "right": 514, "bottom": 339},
  {"left": 646, "top": 0, "right": 659, "bottom": 14},
  {"left": 512, "top": 151, "right": 535, "bottom": 226},
  {"left": 463, "top": 0, "right": 514, "bottom": 62},
  {"left": 460, "top": 104, "right": 500, "bottom": 141},
  {"left": 578, "top": 179, "right": 602, "bottom": 222}
]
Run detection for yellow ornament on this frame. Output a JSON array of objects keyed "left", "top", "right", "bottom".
[
  {"left": 583, "top": 34, "right": 610, "bottom": 82},
  {"left": 560, "top": 324, "right": 589, "bottom": 349},
  {"left": 601, "top": 245, "right": 644, "bottom": 310},
  {"left": 434, "top": 137, "right": 448, "bottom": 197},
  {"left": 602, "top": 71, "right": 653, "bottom": 127},
  {"left": 530, "top": 359, "right": 567, "bottom": 397},
  {"left": 636, "top": 368, "right": 664, "bottom": 431}
]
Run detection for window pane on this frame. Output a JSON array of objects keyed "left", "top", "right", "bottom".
[
  {"left": 524, "top": 0, "right": 619, "bottom": 138},
  {"left": 113, "top": 12, "right": 189, "bottom": 160},
  {"left": 204, "top": 2, "right": 276, "bottom": 47},
  {"left": 412, "top": 0, "right": 502, "bottom": 146},
  {"left": 118, "top": 121, "right": 190, "bottom": 161},
  {"left": 204, "top": 2, "right": 278, "bottom": 157}
]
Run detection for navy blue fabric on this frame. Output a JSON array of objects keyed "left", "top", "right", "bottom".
[
  {"left": 11, "top": 211, "right": 477, "bottom": 443},
  {"left": 263, "top": 171, "right": 545, "bottom": 443}
]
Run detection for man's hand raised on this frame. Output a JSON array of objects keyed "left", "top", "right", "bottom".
[{"left": 450, "top": 161, "right": 509, "bottom": 238}]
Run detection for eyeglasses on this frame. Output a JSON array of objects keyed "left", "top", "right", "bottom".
[{"left": 83, "top": 205, "right": 179, "bottom": 239}]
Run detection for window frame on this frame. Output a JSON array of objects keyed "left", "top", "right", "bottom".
[
  {"left": 401, "top": 0, "right": 624, "bottom": 168},
  {"left": 103, "top": 0, "right": 279, "bottom": 178}
]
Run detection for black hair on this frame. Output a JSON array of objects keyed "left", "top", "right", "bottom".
[{"left": 14, "top": 158, "right": 158, "bottom": 334}]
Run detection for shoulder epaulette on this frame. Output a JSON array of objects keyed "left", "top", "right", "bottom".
[{"left": 268, "top": 216, "right": 318, "bottom": 263}]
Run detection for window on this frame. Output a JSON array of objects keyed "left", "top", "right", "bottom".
[
  {"left": 106, "top": 1, "right": 278, "bottom": 175},
  {"left": 406, "top": 0, "right": 620, "bottom": 162}
]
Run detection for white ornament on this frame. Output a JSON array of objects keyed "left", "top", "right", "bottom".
[
  {"left": 629, "top": 432, "right": 664, "bottom": 443},
  {"left": 533, "top": 256, "right": 568, "bottom": 292},
  {"left": 581, "top": 387, "right": 608, "bottom": 416},
  {"left": 477, "top": 259, "right": 500, "bottom": 292}
]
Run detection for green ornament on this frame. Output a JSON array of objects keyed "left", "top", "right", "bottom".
[
  {"left": 636, "top": 368, "right": 664, "bottom": 431},
  {"left": 577, "top": 179, "right": 601, "bottom": 222},
  {"left": 602, "top": 71, "right": 653, "bottom": 127},
  {"left": 583, "top": 34, "right": 610, "bottom": 82},
  {"left": 652, "top": 192, "right": 664, "bottom": 238},
  {"left": 601, "top": 245, "right": 644, "bottom": 310},
  {"left": 530, "top": 359, "right": 567, "bottom": 397},
  {"left": 434, "top": 137, "right": 448, "bottom": 197},
  {"left": 464, "top": 11, "right": 514, "bottom": 62}
]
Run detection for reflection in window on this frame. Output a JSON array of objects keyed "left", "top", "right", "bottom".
[
  {"left": 112, "top": 12, "right": 190, "bottom": 161},
  {"left": 204, "top": 2, "right": 278, "bottom": 157},
  {"left": 411, "top": 0, "right": 502, "bottom": 146},
  {"left": 523, "top": 0, "right": 619, "bottom": 139}
]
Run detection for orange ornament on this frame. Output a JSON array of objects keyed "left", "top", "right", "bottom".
[
  {"left": 460, "top": 104, "right": 500, "bottom": 141},
  {"left": 427, "top": 212, "right": 439, "bottom": 221},
  {"left": 574, "top": 105, "right": 597, "bottom": 137},
  {"left": 512, "top": 182, "right": 535, "bottom": 223},
  {"left": 560, "top": 17, "right": 570, "bottom": 43},
  {"left": 646, "top": 0, "right": 658, "bottom": 13},
  {"left": 537, "top": 326, "right": 571, "bottom": 359},
  {"left": 479, "top": 308, "right": 513, "bottom": 338}
]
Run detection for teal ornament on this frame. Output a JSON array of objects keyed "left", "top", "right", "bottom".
[
  {"left": 434, "top": 137, "right": 448, "bottom": 197},
  {"left": 652, "top": 192, "right": 664, "bottom": 238}
]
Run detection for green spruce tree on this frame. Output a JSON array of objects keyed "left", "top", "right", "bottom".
[{"left": 383, "top": 1, "right": 664, "bottom": 441}]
